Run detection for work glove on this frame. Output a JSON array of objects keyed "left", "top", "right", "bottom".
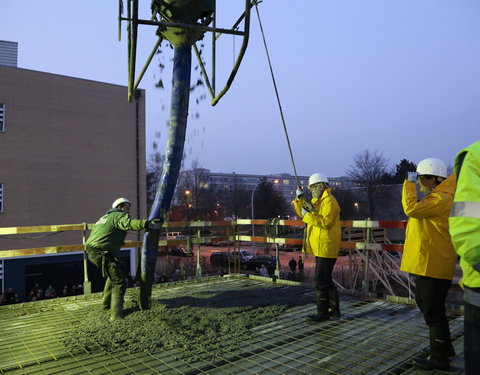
[
  {"left": 296, "top": 187, "right": 304, "bottom": 199},
  {"left": 146, "top": 219, "right": 162, "bottom": 230},
  {"left": 406, "top": 172, "right": 418, "bottom": 183},
  {"left": 302, "top": 201, "right": 315, "bottom": 213}
]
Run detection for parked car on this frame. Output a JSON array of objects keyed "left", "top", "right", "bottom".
[
  {"left": 209, "top": 250, "right": 254, "bottom": 266},
  {"left": 170, "top": 247, "right": 192, "bottom": 257},
  {"left": 243, "top": 255, "right": 277, "bottom": 273},
  {"left": 279, "top": 243, "right": 303, "bottom": 252}
]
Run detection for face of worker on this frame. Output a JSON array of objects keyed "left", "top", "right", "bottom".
[
  {"left": 119, "top": 203, "right": 131, "bottom": 213},
  {"left": 418, "top": 175, "right": 437, "bottom": 194},
  {"left": 309, "top": 183, "right": 325, "bottom": 198}
]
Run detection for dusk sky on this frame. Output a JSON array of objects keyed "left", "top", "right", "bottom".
[{"left": 1, "top": 1, "right": 479, "bottom": 177}]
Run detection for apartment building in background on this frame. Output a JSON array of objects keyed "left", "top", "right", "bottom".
[{"left": 187, "top": 170, "right": 352, "bottom": 203}]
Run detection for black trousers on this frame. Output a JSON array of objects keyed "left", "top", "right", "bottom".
[
  {"left": 465, "top": 297, "right": 480, "bottom": 375},
  {"left": 315, "top": 257, "right": 337, "bottom": 290},
  {"left": 414, "top": 275, "right": 451, "bottom": 328}
]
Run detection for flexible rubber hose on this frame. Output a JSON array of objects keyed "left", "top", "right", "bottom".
[{"left": 140, "top": 44, "right": 192, "bottom": 309}]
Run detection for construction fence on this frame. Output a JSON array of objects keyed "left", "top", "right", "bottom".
[{"left": 0, "top": 218, "right": 463, "bottom": 304}]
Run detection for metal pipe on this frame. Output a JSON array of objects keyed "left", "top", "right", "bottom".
[
  {"left": 139, "top": 44, "right": 192, "bottom": 310},
  {"left": 118, "top": 0, "right": 123, "bottom": 41},
  {"left": 193, "top": 44, "right": 214, "bottom": 99},
  {"left": 212, "top": 0, "right": 216, "bottom": 94},
  {"left": 211, "top": 0, "right": 251, "bottom": 106},
  {"left": 82, "top": 223, "right": 92, "bottom": 295},
  {"left": 362, "top": 218, "right": 371, "bottom": 294},
  {"left": 250, "top": 181, "right": 262, "bottom": 237},
  {"left": 135, "top": 89, "right": 141, "bottom": 276},
  {"left": 119, "top": 18, "right": 246, "bottom": 37},
  {"left": 196, "top": 228, "right": 202, "bottom": 277},
  {"left": 133, "top": 37, "right": 163, "bottom": 91},
  {"left": 127, "top": 0, "right": 139, "bottom": 102}
]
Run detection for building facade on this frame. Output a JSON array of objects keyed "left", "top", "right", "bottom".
[
  {"left": 0, "top": 63, "right": 147, "bottom": 297},
  {"left": 197, "top": 170, "right": 352, "bottom": 205}
]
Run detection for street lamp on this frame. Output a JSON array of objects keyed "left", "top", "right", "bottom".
[
  {"left": 251, "top": 179, "right": 279, "bottom": 237},
  {"left": 185, "top": 190, "right": 192, "bottom": 219},
  {"left": 354, "top": 202, "right": 359, "bottom": 216}
]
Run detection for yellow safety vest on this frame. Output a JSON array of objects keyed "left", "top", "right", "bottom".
[{"left": 449, "top": 141, "right": 480, "bottom": 303}]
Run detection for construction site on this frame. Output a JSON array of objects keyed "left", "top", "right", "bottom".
[
  {"left": 1, "top": 0, "right": 475, "bottom": 374},
  {"left": 0, "top": 219, "right": 466, "bottom": 374}
]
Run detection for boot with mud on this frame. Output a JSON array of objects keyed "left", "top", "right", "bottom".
[
  {"left": 306, "top": 289, "right": 329, "bottom": 322},
  {"left": 109, "top": 285, "right": 125, "bottom": 322},
  {"left": 412, "top": 326, "right": 450, "bottom": 370},
  {"left": 328, "top": 286, "right": 341, "bottom": 319},
  {"left": 102, "top": 278, "right": 112, "bottom": 310}
]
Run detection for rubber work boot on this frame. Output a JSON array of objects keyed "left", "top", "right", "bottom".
[
  {"left": 307, "top": 290, "right": 329, "bottom": 322},
  {"left": 139, "top": 280, "right": 153, "bottom": 310},
  {"left": 109, "top": 285, "right": 125, "bottom": 322},
  {"left": 101, "top": 278, "right": 112, "bottom": 310},
  {"left": 444, "top": 324, "right": 456, "bottom": 358},
  {"left": 328, "top": 286, "right": 341, "bottom": 318},
  {"left": 412, "top": 326, "right": 450, "bottom": 370}
]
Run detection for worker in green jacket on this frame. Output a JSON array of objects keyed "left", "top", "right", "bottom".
[
  {"left": 86, "top": 198, "right": 160, "bottom": 321},
  {"left": 449, "top": 141, "right": 480, "bottom": 375}
]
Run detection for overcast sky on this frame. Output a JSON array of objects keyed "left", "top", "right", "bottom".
[{"left": 1, "top": 0, "right": 479, "bottom": 177}]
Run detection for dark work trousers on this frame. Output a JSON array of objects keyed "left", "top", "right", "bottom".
[
  {"left": 315, "top": 257, "right": 337, "bottom": 290},
  {"left": 87, "top": 247, "right": 126, "bottom": 292},
  {"left": 414, "top": 275, "right": 451, "bottom": 328},
  {"left": 464, "top": 293, "right": 480, "bottom": 375}
]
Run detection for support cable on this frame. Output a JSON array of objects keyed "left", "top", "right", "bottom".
[{"left": 254, "top": 3, "right": 300, "bottom": 187}]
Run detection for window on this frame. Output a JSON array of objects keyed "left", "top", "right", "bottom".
[
  {"left": 0, "top": 103, "right": 4, "bottom": 132},
  {"left": 0, "top": 184, "right": 3, "bottom": 213}
]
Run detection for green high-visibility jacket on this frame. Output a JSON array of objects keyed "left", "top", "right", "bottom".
[
  {"left": 85, "top": 209, "right": 147, "bottom": 256},
  {"left": 449, "top": 141, "right": 480, "bottom": 294}
]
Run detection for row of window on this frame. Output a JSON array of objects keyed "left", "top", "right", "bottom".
[
  {"left": 1, "top": 103, "right": 6, "bottom": 213},
  {"left": 0, "top": 183, "right": 3, "bottom": 213},
  {"left": 0, "top": 103, "right": 5, "bottom": 132}
]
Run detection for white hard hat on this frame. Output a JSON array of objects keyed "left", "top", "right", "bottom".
[
  {"left": 308, "top": 173, "right": 329, "bottom": 186},
  {"left": 112, "top": 197, "right": 131, "bottom": 208},
  {"left": 416, "top": 158, "right": 447, "bottom": 178}
]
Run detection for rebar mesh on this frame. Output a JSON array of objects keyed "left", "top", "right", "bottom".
[{"left": 0, "top": 276, "right": 464, "bottom": 374}]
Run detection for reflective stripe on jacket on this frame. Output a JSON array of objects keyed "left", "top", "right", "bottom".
[
  {"left": 400, "top": 174, "right": 457, "bottom": 280},
  {"left": 449, "top": 141, "right": 480, "bottom": 289},
  {"left": 293, "top": 188, "right": 341, "bottom": 258}
]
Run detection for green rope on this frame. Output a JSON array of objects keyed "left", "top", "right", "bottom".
[{"left": 254, "top": 2, "right": 300, "bottom": 188}]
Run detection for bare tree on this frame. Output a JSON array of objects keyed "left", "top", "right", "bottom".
[
  {"left": 347, "top": 149, "right": 388, "bottom": 219},
  {"left": 146, "top": 142, "right": 165, "bottom": 211},
  {"left": 175, "top": 159, "right": 215, "bottom": 220}
]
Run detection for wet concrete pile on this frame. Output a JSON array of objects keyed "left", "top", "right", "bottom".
[{"left": 63, "top": 285, "right": 307, "bottom": 363}]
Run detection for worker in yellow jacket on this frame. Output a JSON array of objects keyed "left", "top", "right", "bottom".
[
  {"left": 401, "top": 158, "right": 457, "bottom": 371},
  {"left": 293, "top": 173, "right": 341, "bottom": 322},
  {"left": 449, "top": 141, "right": 480, "bottom": 375}
]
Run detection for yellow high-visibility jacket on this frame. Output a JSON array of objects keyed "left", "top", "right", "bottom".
[
  {"left": 449, "top": 141, "right": 480, "bottom": 290},
  {"left": 400, "top": 174, "right": 457, "bottom": 280},
  {"left": 293, "top": 188, "right": 341, "bottom": 258}
]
